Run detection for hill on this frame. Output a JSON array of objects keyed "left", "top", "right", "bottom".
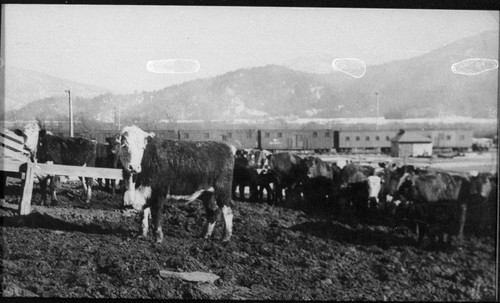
[
  {"left": 6, "top": 30, "right": 498, "bottom": 122},
  {"left": 2, "top": 66, "right": 112, "bottom": 113}
]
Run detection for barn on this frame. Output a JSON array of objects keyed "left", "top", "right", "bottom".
[{"left": 390, "top": 130, "right": 433, "bottom": 158}]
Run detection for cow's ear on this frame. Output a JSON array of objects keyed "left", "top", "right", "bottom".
[{"left": 148, "top": 132, "right": 155, "bottom": 138}]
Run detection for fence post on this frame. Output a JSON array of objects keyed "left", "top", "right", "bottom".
[{"left": 18, "top": 162, "right": 34, "bottom": 215}]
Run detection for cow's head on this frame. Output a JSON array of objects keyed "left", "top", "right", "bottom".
[
  {"left": 22, "top": 122, "right": 41, "bottom": 156},
  {"left": 118, "top": 126, "right": 155, "bottom": 174},
  {"left": 107, "top": 134, "right": 122, "bottom": 155}
]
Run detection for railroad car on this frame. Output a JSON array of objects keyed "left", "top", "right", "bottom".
[
  {"left": 177, "top": 129, "right": 258, "bottom": 149},
  {"left": 259, "top": 129, "right": 333, "bottom": 152},
  {"left": 334, "top": 129, "right": 397, "bottom": 153}
]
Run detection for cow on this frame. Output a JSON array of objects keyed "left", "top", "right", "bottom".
[
  {"left": 336, "top": 163, "right": 379, "bottom": 219},
  {"left": 481, "top": 173, "right": 497, "bottom": 236},
  {"left": 34, "top": 130, "right": 97, "bottom": 205},
  {"left": 117, "top": 125, "right": 235, "bottom": 244},
  {"left": 302, "top": 156, "right": 334, "bottom": 212},
  {"left": 232, "top": 151, "right": 259, "bottom": 201},
  {"left": 267, "top": 152, "right": 308, "bottom": 208},
  {"left": 94, "top": 136, "right": 123, "bottom": 196},
  {"left": 394, "top": 169, "right": 494, "bottom": 246},
  {"left": 256, "top": 168, "right": 277, "bottom": 204},
  {"left": 233, "top": 149, "right": 273, "bottom": 202}
]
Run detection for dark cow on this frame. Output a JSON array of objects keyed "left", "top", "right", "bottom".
[
  {"left": 233, "top": 149, "right": 273, "bottom": 202},
  {"left": 232, "top": 152, "right": 259, "bottom": 201},
  {"left": 337, "top": 163, "right": 381, "bottom": 219},
  {"left": 117, "top": 125, "right": 235, "bottom": 243},
  {"left": 15, "top": 122, "right": 94, "bottom": 205},
  {"left": 94, "top": 136, "right": 123, "bottom": 195},
  {"left": 256, "top": 169, "right": 277, "bottom": 204},
  {"left": 394, "top": 169, "right": 494, "bottom": 245},
  {"left": 34, "top": 130, "right": 97, "bottom": 204},
  {"left": 302, "top": 156, "right": 334, "bottom": 211},
  {"left": 267, "top": 152, "right": 308, "bottom": 208},
  {"left": 481, "top": 173, "right": 497, "bottom": 236}
]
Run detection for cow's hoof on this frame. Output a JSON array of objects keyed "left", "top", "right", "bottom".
[
  {"left": 154, "top": 230, "right": 164, "bottom": 244},
  {"left": 221, "top": 235, "right": 231, "bottom": 242}
]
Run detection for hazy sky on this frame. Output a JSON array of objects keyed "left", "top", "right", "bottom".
[{"left": 3, "top": 5, "right": 499, "bottom": 93}]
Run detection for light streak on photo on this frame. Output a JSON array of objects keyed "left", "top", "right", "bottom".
[
  {"left": 146, "top": 59, "right": 200, "bottom": 74},
  {"left": 332, "top": 58, "right": 366, "bottom": 78},
  {"left": 451, "top": 58, "right": 498, "bottom": 76}
]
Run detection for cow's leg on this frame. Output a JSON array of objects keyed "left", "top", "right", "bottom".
[
  {"left": 39, "top": 176, "right": 48, "bottom": 206},
  {"left": 221, "top": 205, "right": 234, "bottom": 242},
  {"left": 250, "top": 183, "right": 258, "bottom": 202},
  {"left": 202, "top": 192, "right": 219, "bottom": 239},
  {"left": 97, "top": 178, "right": 104, "bottom": 188},
  {"left": 0, "top": 174, "right": 6, "bottom": 203},
  {"left": 49, "top": 176, "right": 59, "bottom": 204},
  {"left": 231, "top": 183, "right": 237, "bottom": 200},
  {"left": 80, "top": 176, "right": 87, "bottom": 193},
  {"left": 141, "top": 207, "right": 151, "bottom": 238},
  {"left": 111, "top": 179, "right": 116, "bottom": 196},
  {"left": 266, "top": 184, "right": 274, "bottom": 204},
  {"left": 239, "top": 185, "right": 245, "bottom": 201},
  {"left": 457, "top": 202, "right": 467, "bottom": 242},
  {"left": 150, "top": 194, "right": 165, "bottom": 244},
  {"left": 85, "top": 177, "right": 93, "bottom": 203}
]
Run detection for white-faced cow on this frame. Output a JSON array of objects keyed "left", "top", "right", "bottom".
[{"left": 117, "top": 125, "right": 235, "bottom": 244}]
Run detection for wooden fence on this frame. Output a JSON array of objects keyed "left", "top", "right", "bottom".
[{"left": 1, "top": 128, "right": 123, "bottom": 215}]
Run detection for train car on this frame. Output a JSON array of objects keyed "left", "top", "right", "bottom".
[
  {"left": 428, "top": 129, "right": 473, "bottom": 151},
  {"left": 335, "top": 129, "right": 397, "bottom": 153},
  {"left": 402, "top": 128, "right": 473, "bottom": 151},
  {"left": 259, "top": 129, "right": 333, "bottom": 152},
  {"left": 178, "top": 129, "right": 258, "bottom": 149}
]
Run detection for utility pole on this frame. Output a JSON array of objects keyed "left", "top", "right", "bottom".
[
  {"left": 375, "top": 92, "right": 380, "bottom": 131},
  {"left": 115, "top": 99, "right": 121, "bottom": 131},
  {"left": 65, "top": 90, "right": 73, "bottom": 137}
]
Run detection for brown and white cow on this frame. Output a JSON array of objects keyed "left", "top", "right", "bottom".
[{"left": 117, "top": 125, "right": 235, "bottom": 244}]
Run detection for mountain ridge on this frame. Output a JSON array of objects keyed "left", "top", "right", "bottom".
[{"left": 5, "top": 30, "right": 498, "bottom": 122}]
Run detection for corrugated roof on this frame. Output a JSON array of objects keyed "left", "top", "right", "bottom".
[{"left": 391, "top": 132, "right": 432, "bottom": 143}]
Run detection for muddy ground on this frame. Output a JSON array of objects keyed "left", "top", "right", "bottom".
[{"left": 1, "top": 179, "right": 497, "bottom": 300}]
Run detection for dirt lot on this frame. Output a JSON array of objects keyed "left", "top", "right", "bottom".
[{"left": 1, "top": 180, "right": 497, "bottom": 300}]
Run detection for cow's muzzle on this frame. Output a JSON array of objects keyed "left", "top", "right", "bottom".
[{"left": 126, "top": 164, "right": 141, "bottom": 174}]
